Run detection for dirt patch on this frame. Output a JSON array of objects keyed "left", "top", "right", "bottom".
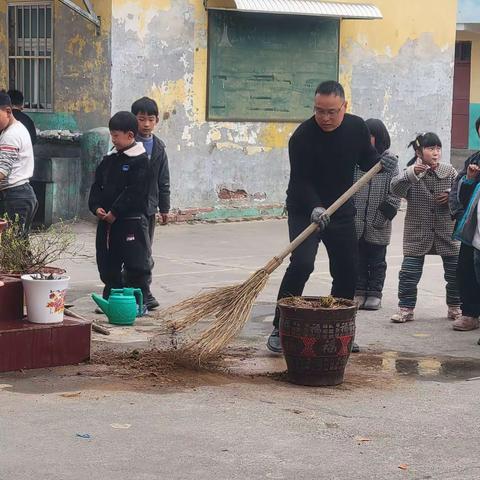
[{"left": 0, "top": 346, "right": 405, "bottom": 396}]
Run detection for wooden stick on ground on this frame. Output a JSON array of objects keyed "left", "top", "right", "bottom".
[
  {"left": 65, "top": 307, "right": 111, "bottom": 335},
  {"left": 158, "top": 162, "right": 383, "bottom": 360}
]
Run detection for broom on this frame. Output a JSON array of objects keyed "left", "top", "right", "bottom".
[{"left": 161, "top": 162, "right": 383, "bottom": 359}]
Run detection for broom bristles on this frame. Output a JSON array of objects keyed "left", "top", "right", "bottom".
[
  {"left": 156, "top": 269, "right": 270, "bottom": 360},
  {"left": 158, "top": 284, "right": 239, "bottom": 332},
  {"left": 184, "top": 269, "right": 269, "bottom": 360}
]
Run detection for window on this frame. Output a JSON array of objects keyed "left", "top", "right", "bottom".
[
  {"left": 8, "top": 2, "right": 53, "bottom": 111},
  {"left": 455, "top": 41, "right": 471, "bottom": 63},
  {"left": 207, "top": 11, "right": 339, "bottom": 122}
]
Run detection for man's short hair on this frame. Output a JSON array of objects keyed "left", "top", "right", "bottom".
[
  {"left": 475, "top": 116, "right": 480, "bottom": 136},
  {"left": 0, "top": 91, "right": 12, "bottom": 109},
  {"left": 7, "top": 89, "right": 24, "bottom": 106},
  {"left": 315, "top": 81, "right": 345, "bottom": 99},
  {"left": 108, "top": 111, "right": 138, "bottom": 136},
  {"left": 131, "top": 97, "right": 159, "bottom": 117}
]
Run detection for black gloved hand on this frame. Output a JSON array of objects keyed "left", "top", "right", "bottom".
[
  {"left": 310, "top": 207, "right": 330, "bottom": 232},
  {"left": 380, "top": 151, "right": 398, "bottom": 174}
]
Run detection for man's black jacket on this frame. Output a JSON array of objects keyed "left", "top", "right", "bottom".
[
  {"left": 286, "top": 114, "right": 380, "bottom": 220},
  {"left": 12, "top": 109, "right": 37, "bottom": 145},
  {"left": 88, "top": 143, "right": 149, "bottom": 218},
  {"left": 146, "top": 135, "right": 170, "bottom": 216}
]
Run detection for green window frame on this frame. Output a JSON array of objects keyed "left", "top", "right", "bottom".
[{"left": 207, "top": 10, "right": 339, "bottom": 122}]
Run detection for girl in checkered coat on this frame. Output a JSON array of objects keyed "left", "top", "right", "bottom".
[
  {"left": 354, "top": 119, "right": 400, "bottom": 310},
  {"left": 390, "top": 133, "right": 461, "bottom": 323}
]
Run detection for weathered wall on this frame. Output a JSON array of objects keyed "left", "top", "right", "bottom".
[
  {"left": 111, "top": 0, "right": 457, "bottom": 218},
  {"left": 28, "top": 0, "right": 112, "bottom": 132},
  {"left": 111, "top": 0, "right": 290, "bottom": 219},
  {"left": 0, "top": 2, "right": 7, "bottom": 88},
  {"left": 340, "top": 0, "right": 457, "bottom": 165},
  {"left": 0, "top": 0, "right": 111, "bottom": 131},
  {"left": 457, "top": 30, "right": 480, "bottom": 149}
]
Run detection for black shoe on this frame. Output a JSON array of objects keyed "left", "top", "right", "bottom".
[
  {"left": 145, "top": 297, "right": 160, "bottom": 311},
  {"left": 267, "top": 327, "right": 282, "bottom": 353},
  {"left": 351, "top": 342, "right": 360, "bottom": 353}
]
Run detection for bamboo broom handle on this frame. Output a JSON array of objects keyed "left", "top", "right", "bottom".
[{"left": 264, "top": 162, "right": 383, "bottom": 274}]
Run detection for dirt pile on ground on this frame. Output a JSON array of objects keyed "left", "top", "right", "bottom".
[{"left": 88, "top": 347, "right": 242, "bottom": 388}]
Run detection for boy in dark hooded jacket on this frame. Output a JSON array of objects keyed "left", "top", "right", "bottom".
[{"left": 89, "top": 111, "right": 152, "bottom": 306}]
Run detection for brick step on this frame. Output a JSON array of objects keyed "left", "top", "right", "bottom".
[{"left": 0, "top": 318, "right": 91, "bottom": 373}]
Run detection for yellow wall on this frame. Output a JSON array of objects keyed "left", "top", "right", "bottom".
[{"left": 339, "top": 0, "right": 457, "bottom": 104}]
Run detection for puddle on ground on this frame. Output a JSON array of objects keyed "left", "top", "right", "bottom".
[{"left": 354, "top": 351, "right": 480, "bottom": 382}]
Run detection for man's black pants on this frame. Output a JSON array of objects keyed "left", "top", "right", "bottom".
[
  {"left": 458, "top": 243, "right": 480, "bottom": 317},
  {"left": 273, "top": 210, "right": 358, "bottom": 328},
  {"left": 356, "top": 238, "right": 387, "bottom": 299},
  {"left": 0, "top": 183, "right": 38, "bottom": 235},
  {"left": 96, "top": 215, "right": 153, "bottom": 300}
]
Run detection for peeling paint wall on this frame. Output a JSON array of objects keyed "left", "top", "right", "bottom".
[
  {"left": 340, "top": 0, "right": 457, "bottom": 165},
  {"left": 0, "top": 0, "right": 112, "bottom": 132},
  {"left": 0, "top": 2, "right": 7, "bottom": 88},
  {"left": 111, "top": 0, "right": 457, "bottom": 216}
]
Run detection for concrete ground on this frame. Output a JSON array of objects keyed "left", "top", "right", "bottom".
[{"left": 1, "top": 212, "right": 480, "bottom": 480}]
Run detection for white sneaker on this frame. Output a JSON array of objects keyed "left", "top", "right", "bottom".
[{"left": 391, "top": 307, "right": 414, "bottom": 323}]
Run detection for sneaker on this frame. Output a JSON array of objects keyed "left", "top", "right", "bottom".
[
  {"left": 447, "top": 306, "right": 462, "bottom": 321},
  {"left": 391, "top": 307, "right": 414, "bottom": 323},
  {"left": 452, "top": 316, "right": 480, "bottom": 331},
  {"left": 363, "top": 296, "right": 382, "bottom": 311},
  {"left": 267, "top": 327, "right": 282, "bottom": 353}
]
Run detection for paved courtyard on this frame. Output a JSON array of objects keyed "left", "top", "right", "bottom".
[{"left": 1, "top": 212, "right": 479, "bottom": 480}]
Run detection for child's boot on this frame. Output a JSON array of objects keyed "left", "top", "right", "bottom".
[
  {"left": 391, "top": 307, "right": 414, "bottom": 323},
  {"left": 447, "top": 306, "right": 462, "bottom": 321}
]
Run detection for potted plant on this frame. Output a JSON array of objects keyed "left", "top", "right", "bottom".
[
  {"left": 277, "top": 295, "right": 357, "bottom": 386},
  {"left": 0, "top": 215, "right": 76, "bottom": 324}
]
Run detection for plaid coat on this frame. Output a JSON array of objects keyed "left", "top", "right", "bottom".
[
  {"left": 354, "top": 162, "right": 401, "bottom": 245},
  {"left": 391, "top": 163, "right": 460, "bottom": 256}
]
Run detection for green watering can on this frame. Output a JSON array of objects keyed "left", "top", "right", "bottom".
[{"left": 91, "top": 288, "right": 144, "bottom": 325}]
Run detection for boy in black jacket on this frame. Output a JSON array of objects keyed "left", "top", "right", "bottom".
[
  {"left": 89, "top": 111, "right": 152, "bottom": 305},
  {"left": 130, "top": 97, "right": 171, "bottom": 310}
]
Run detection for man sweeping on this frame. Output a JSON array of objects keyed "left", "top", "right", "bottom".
[{"left": 267, "top": 81, "right": 397, "bottom": 354}]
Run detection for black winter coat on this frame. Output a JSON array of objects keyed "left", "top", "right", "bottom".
[
  {"left": 286, "top": 114, "right": 380, "bottom": 220},
  {"left": 146, "top": 135, "right": 170, "bottom": 216},
  {"left": 88, "top": 143, "right": 149, "bottom": 218}
]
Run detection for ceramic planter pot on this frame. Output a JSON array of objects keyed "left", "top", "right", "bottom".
[{"left": 21, "top": 274, "right": 70, "bottom": 324}]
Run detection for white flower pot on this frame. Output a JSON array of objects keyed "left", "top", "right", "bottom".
[{"left": 21, "top": 274, "right": 70, "bottom": 324}]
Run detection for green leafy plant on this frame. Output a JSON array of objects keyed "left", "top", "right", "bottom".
[{"left": 0, "top": 214, "right": 76, "bottom": 274}]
